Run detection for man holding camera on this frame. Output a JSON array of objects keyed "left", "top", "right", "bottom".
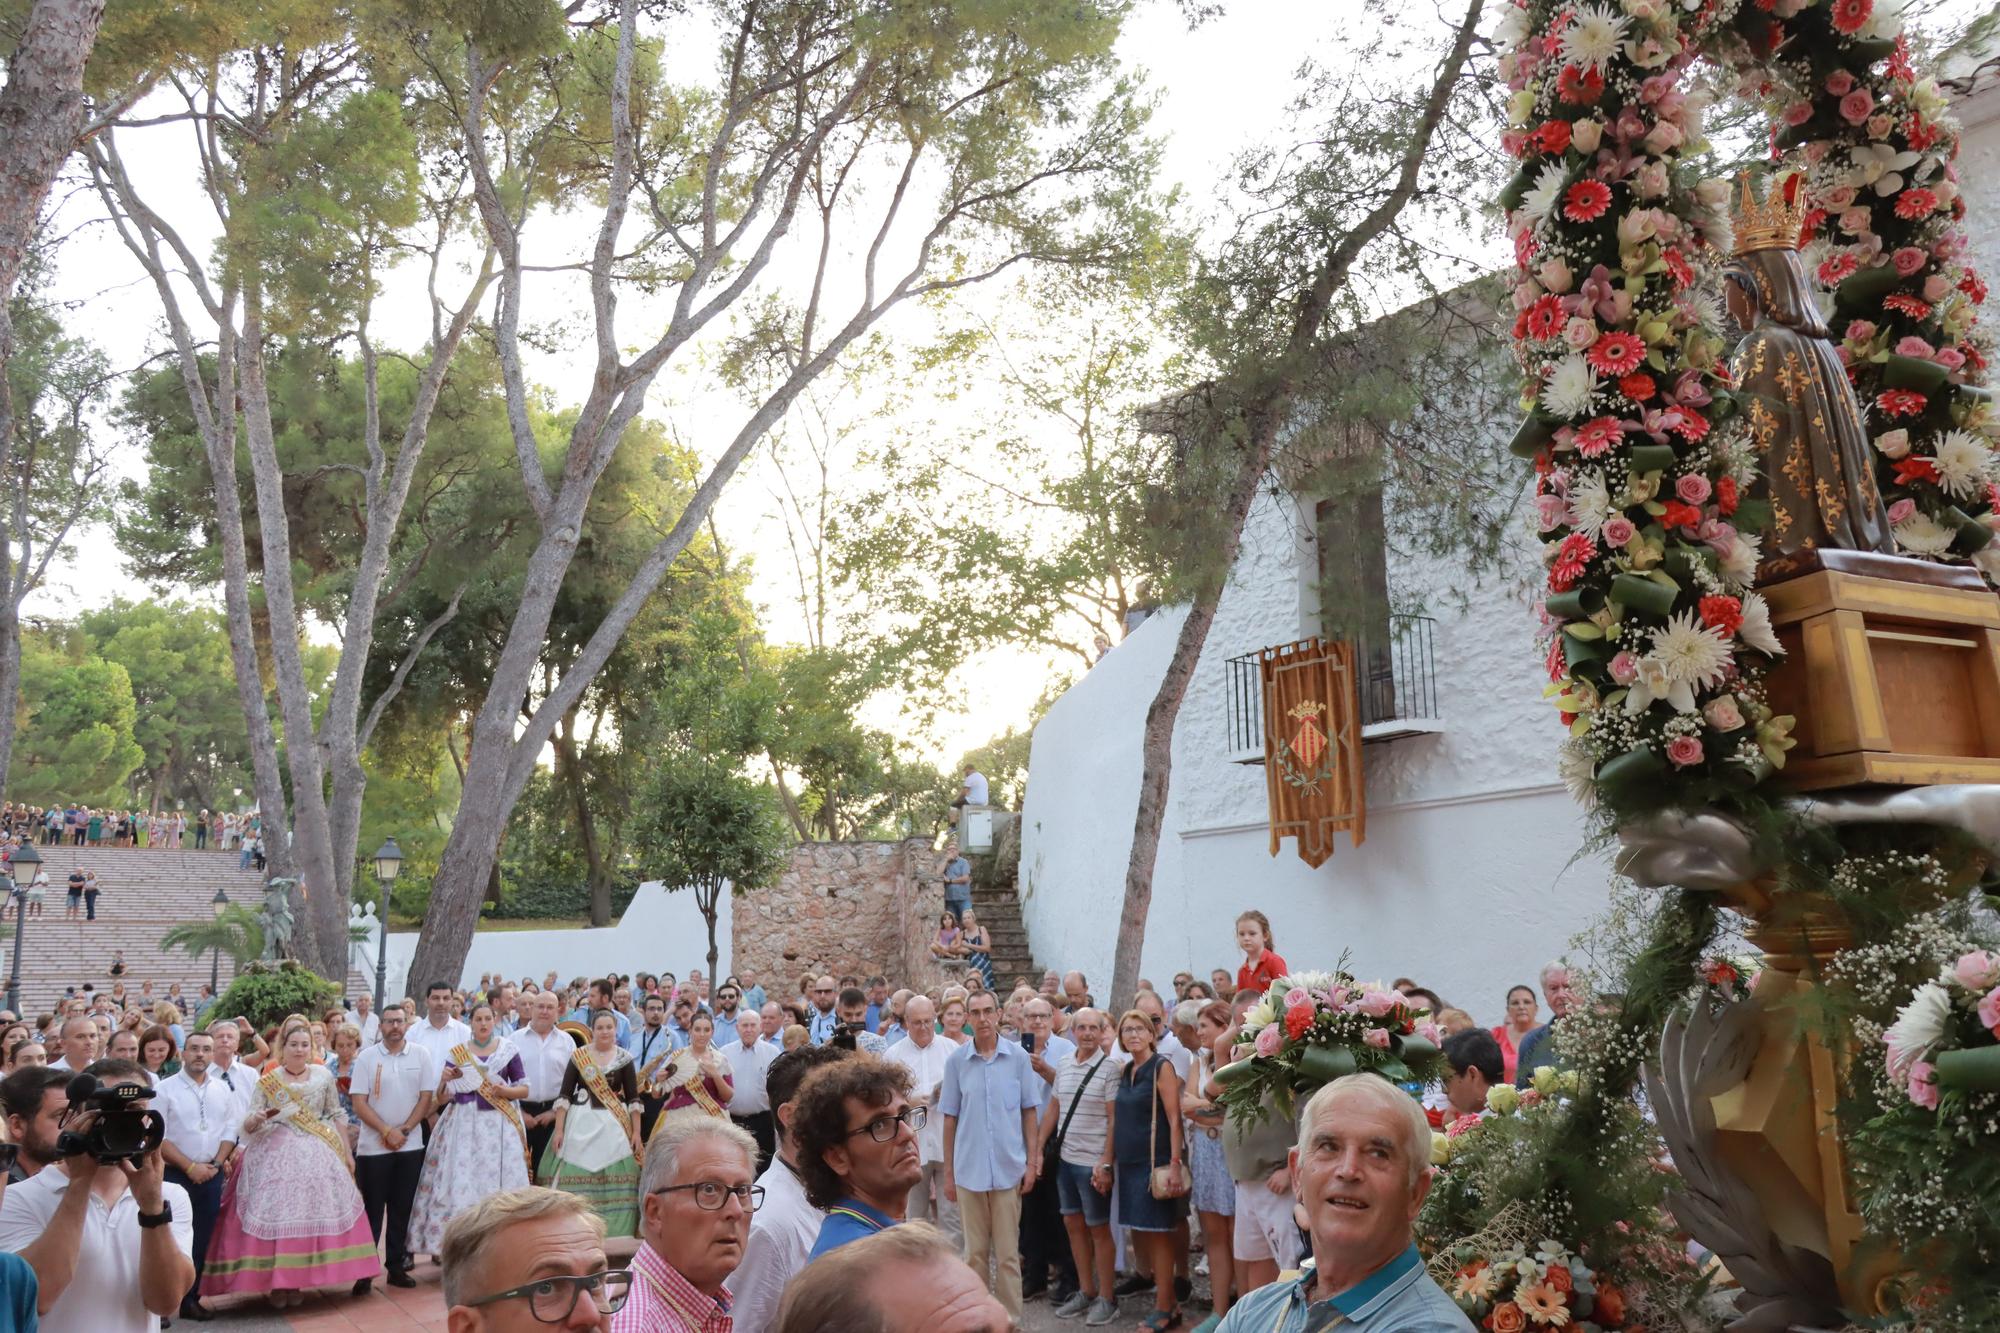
[
  {"left": 836, "top": 988, "right": 888, "bottom": 1055},
  {"left": 0, "top": 1058, "right": 196, "bottom": 1333}
]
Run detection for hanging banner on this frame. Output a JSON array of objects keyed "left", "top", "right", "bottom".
[{"left": 1260, "top": 637, "right": 1365, "bottom": 868}]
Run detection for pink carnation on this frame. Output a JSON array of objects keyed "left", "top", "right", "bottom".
[
  {"left": 1254, "top": 1024, "right": 1283, "bottom": 1057},
  {"left": 1363, "top": 1028, "right": 1391, "bottom": 1049},
  {"left": 1908, "top": 1061, "right": 1940, "bottom": 1110},
  {"left": 1954, "top": 950, "right": 2000, "bottom": 992}
]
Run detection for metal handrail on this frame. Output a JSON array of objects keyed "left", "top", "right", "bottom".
[{"left": 1225, "top": 615, "right": 1439, "bottom": 759}]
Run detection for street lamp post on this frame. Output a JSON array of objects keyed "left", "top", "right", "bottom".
[
  {"left": 5, "top": 842, "right": 40, "bottom": 1015},
  {"left": 370, "top": 837, "right": 403, "bottom": 1014},
  {"left": 210, "top": 888, "right": 230, "bottom": 995}
]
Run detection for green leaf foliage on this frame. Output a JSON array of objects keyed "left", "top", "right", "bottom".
[
  {"left": 13, "top": 630, "right": 147, "bottom": 804},
  {"left": 204, "top": 960, "right": 342, "bottom": 1032}
]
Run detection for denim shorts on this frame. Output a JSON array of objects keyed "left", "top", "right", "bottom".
[{"left": 1055, "top": 1160, "right": 1109, "bottom": 1225}]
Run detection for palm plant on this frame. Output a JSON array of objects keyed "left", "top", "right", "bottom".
[{"left": 159, "top": 904, "right": 265, "bottom": 978}]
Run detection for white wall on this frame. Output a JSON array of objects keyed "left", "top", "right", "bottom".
[
  {"left": 1019, "top": 484, "right": 1615, "bottom": 1023},
  {"left": 351, "top": 881, "right": 735, "bottom": 997}
]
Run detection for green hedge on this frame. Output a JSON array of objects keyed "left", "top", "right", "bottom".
[
  {"left": 202, "top": 961, "right": 343, "bottom": 1031},
  {"left": 489, "top": 876, "right": 641, "bottom": 921}
]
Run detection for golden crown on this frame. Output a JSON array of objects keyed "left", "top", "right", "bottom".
[{"left": 1729, "top": 171, "right": 1809, "bottom": 255}]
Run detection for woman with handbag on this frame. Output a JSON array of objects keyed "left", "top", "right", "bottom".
[{"left": 1097, "top": 1009, "right": 1187, "bottom": 1331}]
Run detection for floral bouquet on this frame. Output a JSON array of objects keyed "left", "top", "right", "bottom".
[
  {"left": 1212, "top": 967, "right": 1444, "bottom": 1126},
  {"left": 1884, "top": 948, "right": 2000, "bottom": 1110},
  {"left": 1444, "top": 1240, "right": 1632, "bottom": 1332}
]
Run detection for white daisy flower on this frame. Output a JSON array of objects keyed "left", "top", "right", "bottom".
[
  {"left": 1650, "top": 610, "right": 1732, "bottom": 689},
  {"left": 1558, "top": 741, "right": 1598, "bottom": 807},
  {"left": 1883, "top": 980, "right": 1951, "bottom": 1081},
  {"left": 1737, "top": 592, "right": 1783, "bottom": 656},
  {"left": 1894, "top": 510, "right": 1958, "bottom": 558},
  {"left": 1541, "top": 354, "right": 1598, "bottom": 418},
  {"left": 1930, "top": 429, "right": 1996, "bottom": 499},
  {"left": 1567, "top": 470, "right": 1613, "bottom": 537},
  {"left": 1564, "top": 4, "right": 1629, "bottom": 72},
  {"left": 1519, "top": 161, "right": 1570, "bottom": 224}
]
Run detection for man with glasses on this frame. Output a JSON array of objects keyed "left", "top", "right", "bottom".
[
  {"left": 711, "top": 985, "right": 744, "bottom": 1029},
  {"left": 805, "top": 977, "right": 839, "bottom": 1047},
  {"left": 791, "top": 1054, "right": 924, "bottom": 1259},
  {"left": 442, "top": 1185, "right": 631, "bottom": 1332},
  {"left": 612, "top": 1116, "right": 760, "bottom": 1332}
]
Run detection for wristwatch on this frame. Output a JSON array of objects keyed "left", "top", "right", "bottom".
[{"left": 137, "top": 1207, "right": 173, "bottom": 1229}]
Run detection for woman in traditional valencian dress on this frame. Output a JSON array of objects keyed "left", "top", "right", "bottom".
[
  {"left": 543, "top": 1009, "right": 644, "bottom": 1236},
  {"left": 407, "top": 1001, "right": 532, "bottom": 1252},
  {"left": 203, "top": 1018, "right": 381, "bottom": 1307},
  {"left": 649, "top": 1011, "right": 734, "bottom": 1130}
]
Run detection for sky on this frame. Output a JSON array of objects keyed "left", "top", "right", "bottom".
[{"left": 32, "top": 0, "right": 1987, "bottom": 767}]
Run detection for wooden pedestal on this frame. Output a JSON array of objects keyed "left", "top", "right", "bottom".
[{"left": 1761, "top": 566, "right": 2000, "bottom": 791}]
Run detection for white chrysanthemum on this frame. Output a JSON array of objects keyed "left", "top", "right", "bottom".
[
  {"left": 1493, "top": 4, "right": 1531, "bottom": 51},
  {"left": 1737, "top": 592, "right": 1783, "bottom": 657},
  {"left": 1894, "top": 510, "right": 1958, "bottom": 557},
  {"left": 1650, "top": 610, "right": 1732, "bottom": 688},
  {"left": 1718, "top": 527, "right": 1762, "bottom": 586},
  {"left": 1564, "top": 4, "right": 1629, "bottom": 71},
  {"left": 1519, "top": 161, "right": 1570, "bottom": 223},
  {"left": 1542, "top": 355, "right": 1598, "bottom": 418},
  {"left": 1567, "top": 470, "right": 1613, "bottom": 537},
  {"left": 1558, "top": 741, "right": 1599, "bottom": 807},
  {"left": 1884, "top": 980, "right": 1951, "bottom": 1081},
  {"left": 1687, "top": 285, "right": 1728, "bottom": 336},
  {"left": 1931, "top": 429, "right": 1996, "bottom": 498}
]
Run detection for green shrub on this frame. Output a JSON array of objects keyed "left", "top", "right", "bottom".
[
  {"left": 203, "top": 961, "right": 342, "bottom": 1031},
  {"left": 489, "top": 876, "right": 640, "bottom": 920}
]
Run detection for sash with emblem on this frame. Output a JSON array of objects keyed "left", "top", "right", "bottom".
[
  {"left": 451, "top": 1042, "right": 533, "bottom": 1172},
  {"left": 257, "top": 1070, "right": 348, "bottom": 1163}
]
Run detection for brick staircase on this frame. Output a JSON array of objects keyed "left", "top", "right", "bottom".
[
  {"left": 4, "top": 845, "right": 277, "bottom": 1015},
  {"left": 971, "top": 881, "right": 1047, "bottom": 992}
]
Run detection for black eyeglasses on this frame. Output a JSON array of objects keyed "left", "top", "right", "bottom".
[
  {"left": 845, "top": 1104, "right": 926, "bottom": 1142},
  {"left": 651, "top": 1181, "right": 765, "bottom": 1212},
  {"left": 465, "top": 1270, "right": 632, "bottom": 1322}
]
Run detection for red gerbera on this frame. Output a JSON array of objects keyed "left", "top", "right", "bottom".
[
  {"left": 1525, "top": 294, "right": 1566, "bottom": 341},
  {"left": 1557, "top": 64, "right": 1606, "bottom": 105},
  {"left": 1618, "top": 371, "right": 1657, "bottom": 401},
  {"left": 1661, "top": 499, "right": 1703, "bottom": 530},
  {"left": 1895, "top": 187, "right": 1939, "bottom": 220},
  {"left": 1563, "top": 178, "right": 1613, "bottom": 223},
  {"left": 1893, "top": 455, "right": 1941, "bottom": 486},
  {"left": 1877, "top": 388, "right": 1928, "bottom": 417},
  {"left": 1534, "top": 119, "right": 1572, "bottom": 155},
  {"left": 1716, "top": 475, "right": 1739, "bottom": 515},
  {"left": 1699, "top": 595, "right": 1744, "bottom": 635},
  {"left": 1830, "top": 0, "right": 1872, "bottom": 34},
  {"left": 1662, "top": 248, "right": 1695, "bottom": 289},
  {"left": 1549, "top": 532, "right": 1597, "bottom": 592},
  {"left": 1884, "top": 293, "right": 1932, "bottom": 319},
  {"left": 1572, "top": 416, "right": 1626, "bottom": 458},
  {"left": 1514, "top": 228, "right": 1540, "bottom": 266},
  {"left": 1907, "top": 116, "right": 1942, "bottom": 152},
  {"left": 1818, "top": 252, "right": 1860, "bottom": 285},
  {"left": 1586, "top": 329, "right": 1646, "bottom": 375},
  {"left": 1962, "top": 272, "right": 1989, "bottom": 305},
  {"left": 1546, "top": 636, "right": 1567, "bottom": 682},
  {"left": 1799, "top": 208, "right": 1826, "bottom": 243},
  {"left": 1666, "top": 405, "right": 1711, "bottom": 441}
]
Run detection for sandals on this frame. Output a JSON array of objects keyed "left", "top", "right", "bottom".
[{"left": 1139, "top": 1311, "right": 1183, "bottom": 1331}]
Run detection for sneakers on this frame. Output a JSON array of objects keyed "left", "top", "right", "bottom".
[
  {"left": 1085, "top": 1297, "right": 1119, "bottom": 1326},
  {"left": 1053, "top": 1291, "right": 1092, "bottom": 1319}
]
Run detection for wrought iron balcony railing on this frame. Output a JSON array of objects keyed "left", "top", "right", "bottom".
[{"left": 1224, "top": 614, "right": 1440, "bottom": 764}]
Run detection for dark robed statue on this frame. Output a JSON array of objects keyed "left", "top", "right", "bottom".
[{"left": 1722, "top": 176, "right": 1893, "bottom": 578}]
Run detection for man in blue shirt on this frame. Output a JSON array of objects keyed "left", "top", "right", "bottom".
[
  {"left": 1218, "top": 1074, "right": 1473, "bottom": 1332},
  {"left": 942, "top": 843, "right": 973, "bottom": 921},
  {"left": 791, "top": 1053, "right": 924, "bottom": 1258},
  {"left": 565, "top": 978, "right": 631, "bottom": 1044},
  {"left": 1512, "top": 962, "right": 1578, "bottom": 1089},
  {"left": 806, "top": 976, "right": 841, "bottom": 1047},
  {"left": 940, "top": 990, "right": 1041, "bottom": 1324},
  {"left": 738, "top": 970, "right": 768, "bottom": 1013}
]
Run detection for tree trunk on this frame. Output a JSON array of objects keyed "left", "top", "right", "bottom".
[
  {"left": 1108, "top": 0, "right": 1484, "bottom": 1008},
  {"left": 699, "top": 881, "right": 721, "bottom": 989},
  {"left": 554, "top": 711, "right": 611, "bottom": 927}
]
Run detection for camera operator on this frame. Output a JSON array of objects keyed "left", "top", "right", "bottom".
[{"left": 0, "top": 1058, "right": 195, "bottom": 1332}]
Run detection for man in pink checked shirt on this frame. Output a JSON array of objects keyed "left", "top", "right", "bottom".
[{"left": 612, "top": 1116, "right": 761, "bottom": 1333}]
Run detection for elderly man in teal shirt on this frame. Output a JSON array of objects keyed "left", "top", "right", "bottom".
[{"left": 1219, "top": 1074, "right": 1472, "bottom": 1332}]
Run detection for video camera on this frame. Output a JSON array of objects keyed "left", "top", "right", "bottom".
[{"left": 54, "top": 1073, "right": 165, "bottom": 1165}]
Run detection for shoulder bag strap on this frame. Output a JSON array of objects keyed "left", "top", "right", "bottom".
[{"left": 1053, "top": 1055, "right": 1105, "bottom": 1152}]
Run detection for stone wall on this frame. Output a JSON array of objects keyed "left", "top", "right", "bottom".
[{"left": 731, "top": 839, "right": 955, "bottom": 995}]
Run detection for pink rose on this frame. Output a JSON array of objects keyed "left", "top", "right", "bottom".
[
  {"left": 1643, "top": 121, "right": 1683, "bottom": 154},
  {"left": 1925, "top": 274, "right": 1953, "bottom": 302},
  {"left": 1980, "top": 985, "right": 2000, "bottom": 1035},
  {"left": 1939, "top": 347, "right": 1966, "bottom": 370},
  {"left": 1564, "top": 317, "right": 1600, "bottom": 349},
  {"left": 1417, "top": 1021, "right": 1444, "bottom": 1045},
  {"left": 1675, "top": 474, "right": 1712, "bottom": 504},
  {"left": 1908, "top": 1061, "right": 1940, "bottom": 1110},
  {"left": 1608, "top": 650, "right": 1640, "bottom": 685},
  {"left": 1954, "top": 951, "right": 2000, "bottom": 992},
  {"left": 1703, "top": 695, "right": 1746, "bottom": 732},
  {"left": 1893, "top": 247, "right": 1928, "bottom": 277},
  {"left": 1665, "top": 735, "right": 1704, "bottom": 768},
  {"left": 1887, "top": 498, "right": 1917, "bottom": 525},
  {"left": 1284, "top": 986, "right": 1312, "bottom": 1010},
  {"left": 1635, "top": 161, "right": 1670, "bottom": 199},
  {"left": 1356, "top": 988, "right": 1401, "bottom": 1018},
  {"left": 1838, "top": 207, "right": 1872, "bottom": 236},
  {"left": 1822, "top": 185, "right": 1857, "bottom": 210},
  {"left": 1602, "top": 516, "right": 1637, "bottom": 547},
  {"left": 1825, "top": 70, "right": 1855, "bottom": 96},
  {"left": 1782, "top": 101, "right": 1813, "bottom": 127},
  {"left": 1896, "top": 335, "right": 1936, "bottom": 359},
  {"left": 1254, "top": 1024, "right": 1283, "bottom": 1057},
  {"left": 1538, "top": 257, "right": 1574, "bottom": 293},
  {"left": 1876, "top": 428, "right": 1911, "bottom": 459},
  {"left": 1840, "top": 89, "right": 1876, "bottom": 124},
  {"left": 1868, "top": 113, "right": 1895, "bottom": 140},
  {"left": 1363, "top": 1028, "right": 1391, "bottom": 1049},
  {"left": 1570, "top": 119, "right": 1603, "bottom": 154},
  {"left": 1846, "top": 319, "right": 1878, "bottom": 343}
]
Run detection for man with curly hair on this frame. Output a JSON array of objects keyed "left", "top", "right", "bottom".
[{"left": 789, "top": 1055, "right": 924, "bottom": 1260}]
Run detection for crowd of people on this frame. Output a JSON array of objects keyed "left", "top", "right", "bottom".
[
  {"left": 0, "top": 905, "right": 1576, "bottom": 1331},
  {"left": 0, "top": 804, "right": 266, "bottom": 854}
]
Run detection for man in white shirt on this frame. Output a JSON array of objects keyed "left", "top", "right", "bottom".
[
  {"left": 884, "top": 996, "right": 959, "bottom": 1243},
  {"left": 511, "top": 991, "right": 576, "bottom": 1180},
  {"left": 962, "top": 765, "right": 989, "bottom": 808},
  {"left": 726, "top": 1044, "right": 847, "bottom": 1333},
  {"left": 350, "top": 994, "right": 381, "bottom": 1044},
  {"left": 0, "top": 1059, "right": 196, "bottom": 1333},
  {"left": 725, "top": 1010, "right": 781, "bottom": 1170},
  {"left": 154, "top": 1031, "right": 238, "bottom": 1321},
  {"left": 204, "top": 1022, "right": 254, "bottom": 1128},
  {"left": 349, "top": 1006, "right": 437, "bottom": 1293},
  {"left": 45, "top": 1016, "right": 97, "bottom": 1074},
  {"left": 409, "top": 981, "right": 472, "bottom": 1074}
]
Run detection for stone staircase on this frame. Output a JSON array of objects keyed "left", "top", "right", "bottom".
[
  {"left": 3, "top": 844, "right": 311, "bottom": 1015},
  {"left": 971, "top": 881, "right": 1047, "bottom": 992}
]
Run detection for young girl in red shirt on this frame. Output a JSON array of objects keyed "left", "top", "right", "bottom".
[{"left": 1234, "top": 910, "right": 1288, "bottom": 996}]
